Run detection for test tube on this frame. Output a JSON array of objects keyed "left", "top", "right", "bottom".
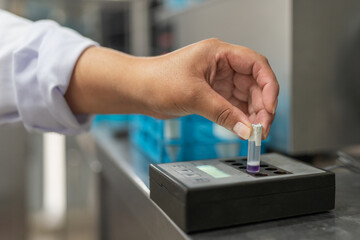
[{"left": 247, "top": 124, "right": 262, "bottom": 173}]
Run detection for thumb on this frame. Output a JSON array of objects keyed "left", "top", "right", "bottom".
[{"left": 195, "top": 91, "right": 252, "bottom": 140}]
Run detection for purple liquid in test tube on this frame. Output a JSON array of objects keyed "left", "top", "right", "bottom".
[{"left": 247, "top": 124, "right": 262, "bottom": 173}]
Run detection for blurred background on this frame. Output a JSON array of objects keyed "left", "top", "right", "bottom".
[{"left": 0, "top": 0, "right": 360, "bottom": 239}]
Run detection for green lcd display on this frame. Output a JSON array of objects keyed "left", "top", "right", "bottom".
[{"left": 196, "top": 165, "right": 230, "bottom": 178}]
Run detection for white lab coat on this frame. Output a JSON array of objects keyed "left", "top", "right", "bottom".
[{"left": 0, "top": 10, "right": 98, "bottom": 134}]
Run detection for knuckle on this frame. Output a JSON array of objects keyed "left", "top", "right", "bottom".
[
  {"left": 203, "top": 38, "right": 222, "bottom": 47},
  {"left": 215, "top": 108, "right": 233, "bottom": 126},
  {"left": 271, "top": 79, "right": 280, "bottom": 95},
  {"left": 242, "top": 46, "right": 252, "bottom": 52},
  {"left": 208, "top": 38, "right": 221, "bottom": 43},
  {"left": 241, "top": 46, "right": 257, "bottom": 55},
  {"left": 260, "top": 54, "right": 269, "bottom": 64}
]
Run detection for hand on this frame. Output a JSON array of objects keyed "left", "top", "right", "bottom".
[
  {"left": 141, "top": 39, "right": 279, "bottom": 139},
  {"left": 65, "top": 39, "right": 279, "bottom": 139}
]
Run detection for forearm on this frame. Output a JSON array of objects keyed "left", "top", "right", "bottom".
[
  {"left": 64, "top": 39, "right": 279, "bottom": 139},
  {"left": 65, "top": 46, "right": 160, "bottom": 116}
]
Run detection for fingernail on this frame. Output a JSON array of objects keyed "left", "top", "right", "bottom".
[
  {"left": 233, "top": 122, "right": 251, "bottom": 140},
  {"left": 272, "top": 99, "right": 278, "bottom": 115}
]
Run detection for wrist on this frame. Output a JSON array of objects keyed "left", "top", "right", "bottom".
[{"left": 66, "top": 47, "right": 154, "bottom": 115}]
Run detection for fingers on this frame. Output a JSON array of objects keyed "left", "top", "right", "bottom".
[
  {"left": 233, "top": 73, "right": 253, "bottom": 96},
  {"left": 226, "top": 45, "right": 279, "bottom": 115},
  {"left": 194, "top": 87, "right": 252, "bottom": 140},
  {"left": 212, "top": 77, "right": 233, "bottom": 99},
  {"left": 254, "top": 62, "right": 279, "bottom": 114},
  {"left": 227, "top": 96, "right": 249, "bottom": 115},
  {"left": 249, "top": 109, "right": 275, "bottom": 139},
  {"left": 248, "top": 85, "right": 264, "bottom": 114}
]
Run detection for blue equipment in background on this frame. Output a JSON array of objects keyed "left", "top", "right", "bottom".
[{"left": 129, "top": 115, "right": 268, "bottom": 163}]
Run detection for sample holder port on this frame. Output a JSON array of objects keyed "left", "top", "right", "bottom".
[{"left": 223, "top": 158, "right": 292, "bottom": 177}]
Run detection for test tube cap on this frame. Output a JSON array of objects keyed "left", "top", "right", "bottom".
[{"left": 248, "top": 124, "right": 262, "bottom": 146}]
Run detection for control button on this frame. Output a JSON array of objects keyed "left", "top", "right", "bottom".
[
  {"left": 191, "top": 178, "right": 210, "bottom": 183},
  {"left": 171, "top": 164, "right": 185, "bottom": 169},
  {"left": 176, "top": 169, "right": 193, "bottom": 174},
  {"left": 183, "top": 173, "right": 201, "bottom": 178}
]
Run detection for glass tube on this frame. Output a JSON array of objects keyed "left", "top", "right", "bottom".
[{"left": 247, "top": 124, "right": 262, "bottom": 173}]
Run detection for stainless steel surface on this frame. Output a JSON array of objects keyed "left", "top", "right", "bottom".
[
  {"left": 92, "top": 125, "right": 360, "bottom": 239},
  {"left": 130, "top": 0, "right": 150, "bottom": 56},
  {"left": 93, "top": 126, "right": 189, "bottom": 240},
  {"left": 7, "top": 0, "right": 150, "bottom": 56},
  {"left": 0, "top": 124, "right": 27, "bottom": 240},
  {"left": 292, "top": 0, "right": 360, "bottom": 153},
  {"left": 65, "top": 136, "right": 100, "bottom": 240},
  {"left": 155, "top": 0, "right": 360, "bottom": 154}
]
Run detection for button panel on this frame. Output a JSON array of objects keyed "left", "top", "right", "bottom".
[
  {"left": 170, "top": 164, "right": 207, "bottom": 182},
  {"left": 176, "top": 169, "right": 193, "bottom": 174},
  {"left": 191, "top": 178, "right": 210, "bottom": 183},
  {"left": 183, "top": 173, "right": 201, "bottom": 178},
  {"left": 171, "top": 164, "right": 186, "bottom": 169}
]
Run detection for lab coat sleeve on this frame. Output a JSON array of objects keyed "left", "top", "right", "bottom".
[{"left": 0, "top": 10, "right": 98, "bottom": 134}]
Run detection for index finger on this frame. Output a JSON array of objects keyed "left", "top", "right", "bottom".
[{"left": 225, "top": 45, "right": 279, "bottom": 114}]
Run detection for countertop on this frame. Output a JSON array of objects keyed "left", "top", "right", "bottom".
[{"left": 90, "top": 125, "right": 360, "bottom": 240}]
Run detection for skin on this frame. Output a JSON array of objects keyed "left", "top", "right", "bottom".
[{"left": 65, "top": 39, "right": 279, "bottom": 140}]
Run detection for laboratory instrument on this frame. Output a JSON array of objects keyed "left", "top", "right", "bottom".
[
  {"left": 150, "top": 153, "right": 335, "bottom": 233},
  {"left": 247, "top": 124, "right": 262, "bottom": 173}
]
